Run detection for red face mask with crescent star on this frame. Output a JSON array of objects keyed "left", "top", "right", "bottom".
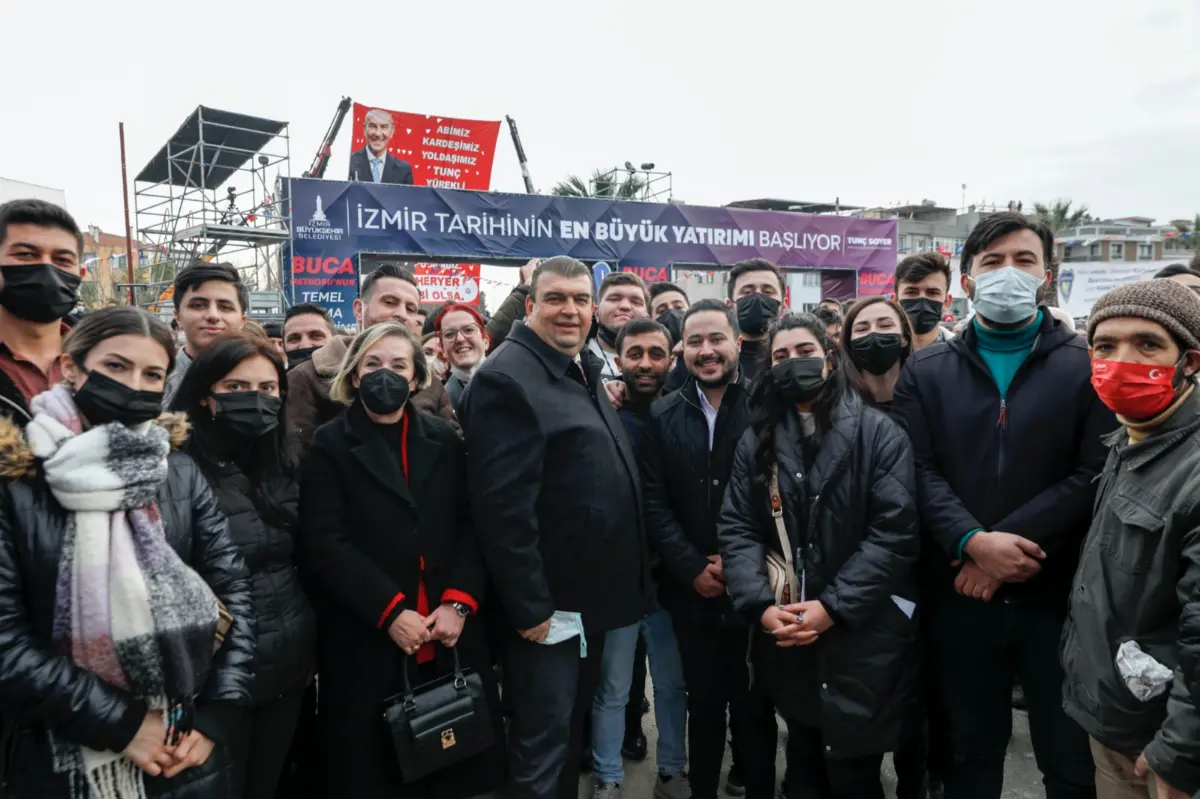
[{"left": 1090, "top": 358, "right": 1182, "bottom": 419}]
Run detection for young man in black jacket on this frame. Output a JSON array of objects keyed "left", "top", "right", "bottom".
[
  {"left": 894, "top": 212, "right": 1115, "bottom": 799},
  {"left": 642, "top": 299, "right": 777, "bottom": 799}
]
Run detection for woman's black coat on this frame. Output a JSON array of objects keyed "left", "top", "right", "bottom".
[
  {"left": 187, "top": 445, "right": 316, "bottom": 704},
  {"left": 0, "top": 413, "right": 256, "bottom": 799},
  {"left": 718, "top": 390, "right": 921, "bottom": 758},
  {"left": 298, "top": 401, "right": 503, "bottom": 799}
]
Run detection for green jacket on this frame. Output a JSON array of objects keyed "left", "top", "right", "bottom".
[{"left": 1062, "top": 388, "right": 1200, "bottom": 794}]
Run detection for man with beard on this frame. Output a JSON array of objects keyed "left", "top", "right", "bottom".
[
  {"left": 726, "top": 259, "right": 786, "bottom": 383},
  {"left": 286, "top": 262, "right": 457, "bottom": 457},
  {"left": 590, "top": 317, "right": 691, "bottom": 799},
  {"left": 587, "top": 272, "right": 651, "bottom": 382},
  {"left": 434, "top": 302, "right": 490, "bottom": 412},
  {"left": 894, "top": 252, "right": 955, "bottom": 349},
  {"left": 643, "top": 299, "right": 778, "bottom": 799},
  {"left": 893, "top": 212, "right": 1114, "bottom": 799}
]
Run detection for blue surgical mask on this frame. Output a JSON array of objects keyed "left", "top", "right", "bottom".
[{"left": 968, "top": 266, "right": 1043, "bottom": 324}]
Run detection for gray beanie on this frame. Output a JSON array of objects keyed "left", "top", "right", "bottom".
[{"left": 1087, "top": 279, "right": 1200, "bottom": 351}]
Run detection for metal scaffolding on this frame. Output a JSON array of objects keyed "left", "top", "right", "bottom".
[{"left": 131, "top": 106, "right": 292, "bottom": 313}]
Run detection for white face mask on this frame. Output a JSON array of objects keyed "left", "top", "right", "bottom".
[
  {"left": 535, "top": 610, "right": 587, "bottom": 656},
  {"left": 968, "top": 266, "right": 1043, "bottom": 324}
]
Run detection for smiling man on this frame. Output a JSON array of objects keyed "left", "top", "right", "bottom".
[
  {"left": 0, "top": 199, "right": 85, "bottom": 422},
  {"left": 348, "top": 108, "right": 413, "bottom": 185},
  {"left": 165, "top": 261, "right": 247, "bottom": 405},
  {"left": 459, "top": 256, "right": 652, "bottom": 799},
  {"left": 1063, "top": 279, "right": 1200, "bottom": 799},
  {"left": 642, "top": 299, "right": 778, "bottom": 799},
  {"left": 588, "top": 272, "right": 651, "bottom": 382}
]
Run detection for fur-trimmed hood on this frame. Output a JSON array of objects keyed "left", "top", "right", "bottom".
[{"left": 0, "top": 411, "right": 191, "bottom": 479}]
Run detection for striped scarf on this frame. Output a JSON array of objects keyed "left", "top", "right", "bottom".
[{"left": 27, "top": 385, "right": 220, "bottom": 799}]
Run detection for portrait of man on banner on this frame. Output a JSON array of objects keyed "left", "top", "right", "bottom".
[{"left": 348, "top": 108, "right": 414, "bottom": 185}]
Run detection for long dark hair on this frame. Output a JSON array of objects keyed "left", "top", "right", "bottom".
[
  {"left": 168, "top": 333, "right": 297, "bottom": 528},
  {"left": 839, "top": 296, "right": 914, "bottom": 408},
  {"left": 748, "top": 312, "right": 848, "bottom": 482}
]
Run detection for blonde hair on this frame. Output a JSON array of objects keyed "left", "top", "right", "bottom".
[
  {"left": 242, "top": 320, "right": 267, "bottom": 340},
  {"left": 329, "top": 323, "right": 429, "bottom": 406}
]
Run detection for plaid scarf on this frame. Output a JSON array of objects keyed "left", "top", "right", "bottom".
[{"left": 26, "top": 385, "right": 220, "bottom": 799}]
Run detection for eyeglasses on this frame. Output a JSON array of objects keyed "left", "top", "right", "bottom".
[{"left": 441, "top": 323, "right": 481, "bottom": 343}]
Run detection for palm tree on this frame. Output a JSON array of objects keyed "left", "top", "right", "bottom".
[
  {"left": 1031, "top": 199, "right": 1090, "bottom": 235},
  {"left": 1030, "top": 200, "right": 1090, "bottom": 308},
  {"left": 551, "top": 168, "right": 647, "bottom": 200}
]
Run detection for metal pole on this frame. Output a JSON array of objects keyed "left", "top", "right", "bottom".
[
  {"left": 119, "top": 122, "right": 136, "bottom": 305},
  {"left": 505, "top": 116, "right": 536, "bottom": 193}
]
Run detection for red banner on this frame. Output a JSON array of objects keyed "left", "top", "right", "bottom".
[
  {"left": 413, "top": 263, "right": 481, "bottom": 306},
  {"left": 348, "top": 103, "right": 501, "bottom": 191}
]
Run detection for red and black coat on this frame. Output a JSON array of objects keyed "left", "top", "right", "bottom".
[{"left": 297, "top": 400, "right": 501, "bottom": 799}]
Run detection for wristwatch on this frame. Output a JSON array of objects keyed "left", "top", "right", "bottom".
[{"left": 449, "top": 601, "right": 472, "bottom": 617}]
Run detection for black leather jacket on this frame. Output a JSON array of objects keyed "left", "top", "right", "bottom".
[{"left": 0, "top": 413, "right": 255, "bottom": 799}]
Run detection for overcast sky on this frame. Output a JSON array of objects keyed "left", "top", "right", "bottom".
[{"left": 3, "top": 0, "right": 1198, "bottom": 239}]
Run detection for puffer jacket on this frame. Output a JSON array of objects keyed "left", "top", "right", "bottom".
[
  {"left": 0, "top": 413, "right": 255, "bottom": 799},
  {"left": 194, "top": 456, "right": 315, "bottom": 704},
  {"left": 1062, "top": 388, "right": 1200, "bottom": 795},
  {"left": 718, "top": 390, "right": 921, "bottom": 758}
]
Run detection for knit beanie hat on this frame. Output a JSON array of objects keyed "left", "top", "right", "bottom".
[{"left": 1087, "top": 279, "right": 1200, "bottom": 351}]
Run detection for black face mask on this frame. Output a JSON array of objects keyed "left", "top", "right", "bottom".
[
  {"left": 848, "top": 332, "right": 905, "bottom": 376},
  {"left": 0, "top": 264, "right": 82, "bottom": 324},
  {"left": 656, "top": 309, "right": 684, "bottom": 347},
  {"left": 597, "top": 324, "right": 619, "bottom": 348},
  {"left": 735, "top": 293, "right": 781, "bottom": 337},
  {"left": 359, "top": 369, "right": 411, "bottom": 416},
  {"left": 286, "top": 346, "right": 318, "bottom": 370},
  {"left": 900, "top": 297, "right": 944, "bottom": 335},
  {"left": 771, "top": 357, "right": 827, "bottom": 405},
  {"left": 213, "top": 391, "right": 282, "bottom": 438},
  {"left": 74, "top": 369, "right": 163, "bottom": 427}
]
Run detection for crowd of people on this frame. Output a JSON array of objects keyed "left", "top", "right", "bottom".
[{"left": 0, "top": 196, "right": 1199, "bottom": 799}]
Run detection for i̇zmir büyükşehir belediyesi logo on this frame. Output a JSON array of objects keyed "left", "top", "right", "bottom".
[{"left": 295, "top": 194, "right": 345, "bottom": 241}]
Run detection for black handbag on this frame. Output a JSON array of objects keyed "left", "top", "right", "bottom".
[{"left": 382, "top": 647, "right": 495, "bottom": 783}]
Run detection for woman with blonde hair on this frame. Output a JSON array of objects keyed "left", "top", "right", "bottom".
[{"left": 297, "top": 323, "right": 503, "bottom": 799}]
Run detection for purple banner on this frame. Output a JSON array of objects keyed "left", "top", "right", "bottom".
[{"left": 286, "top": 178, "right": 898, "bottom": 322}]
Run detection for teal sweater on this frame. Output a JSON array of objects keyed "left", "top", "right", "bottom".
[
  {"left": 973, "top": 311, "right": 1043, "bottom": 399},
  {"left": 957, "top": 311, "right": 1043, "bottom": 557}
]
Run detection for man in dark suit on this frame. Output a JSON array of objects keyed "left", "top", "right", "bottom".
[
  {"left": 460, "top": 255, "right": 653, "bottom": 799},
  {"left": 347, "top": 108, "right": 414, "bottom": 185}
]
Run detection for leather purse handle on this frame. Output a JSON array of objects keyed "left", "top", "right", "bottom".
[{"left": 400, "top": 645, "right": 468, "bottom": 710}]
